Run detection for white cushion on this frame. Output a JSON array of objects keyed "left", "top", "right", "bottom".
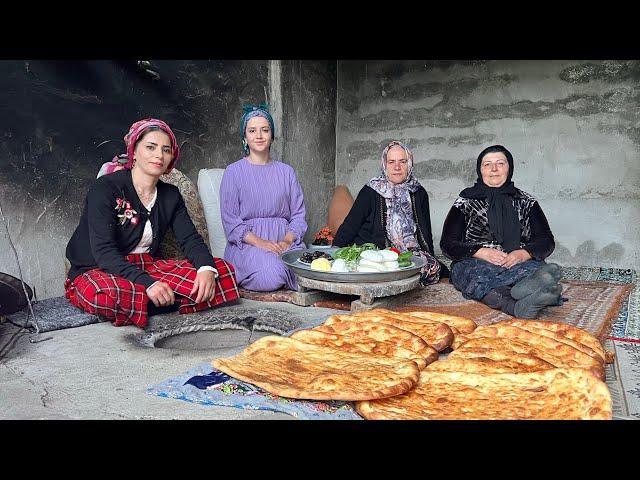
[{"left": 197, "top": 168, "right": 227, "bottom": 259}]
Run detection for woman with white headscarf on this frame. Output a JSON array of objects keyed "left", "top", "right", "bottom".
[{"left": 333, "top": 140, "right": 444, "bottom": 285}]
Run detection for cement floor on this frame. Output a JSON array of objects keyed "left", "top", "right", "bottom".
[{"left": 0, "top": 299, "right": 343, "bottom": 420}]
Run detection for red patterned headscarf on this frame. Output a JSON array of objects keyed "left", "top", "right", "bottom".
[{"left": 123, "top": 118, "right": 180, "bottom": 173}]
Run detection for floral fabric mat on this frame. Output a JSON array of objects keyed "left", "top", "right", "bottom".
[{"left": 147, "top": 362, "right": 362, "bottom": 420}]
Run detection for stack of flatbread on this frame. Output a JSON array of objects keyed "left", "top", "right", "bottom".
[
  {"left": 213, "top": 308, "right": 611, "bottom": 419},
  {"left": 213, "top": 308, "right": 470, "bottom": 401},
  {"left": 355, "top": 319, "right": 612, "bottom": 420}
]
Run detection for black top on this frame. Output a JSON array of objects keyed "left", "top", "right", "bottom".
[
  {"left": 333, "top": 185, "right": 449, "bottom": 275},
  {"left": 66, "top": 169, "right": 214, "bottom": 289},
  {"left": 440, "top": 196, "right": 555, "bottom": 262}
]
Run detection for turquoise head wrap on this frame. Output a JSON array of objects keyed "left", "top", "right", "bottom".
[{"left": 240, "top": 103, "right": 275, "bottom": 155}]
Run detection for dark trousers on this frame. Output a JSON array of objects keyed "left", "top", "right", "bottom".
[{"left": 481, "top": 285, "right": 516, "bottom": 316}]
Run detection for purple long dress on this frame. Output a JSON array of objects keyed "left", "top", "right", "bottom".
[{"left": 220, "top": 158, "right": 307, "bottom": 291}]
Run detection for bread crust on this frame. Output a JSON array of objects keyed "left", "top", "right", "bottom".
[
  {"left": 290, "top": 328, "right": 433, "bottom": 369},
  {"left": 316, "top": 316, "right": 436, "bottom": 361},
  {"left": 356, "top": 368, "right": 612, "bottom": 420},
  {"left": 212, "top": 336, "right": 420, "bottom": 401},
  {"left": 394, "top": 309, "right": 478, "bottom": 334},
  {"left": 454, "top": 337, "right": 604, "bottom": 380},
  {"left": 462, "top": 323, "right": 604, "bottom": 379},
  {"left": 500, "top": 319, "right": 605, "bottom": 362},
  {"left": 345, "top": 310, "right": 454, "bottom": 351},
  {"left": 431, "top": 354, "right": 555, "bottom": 374}
]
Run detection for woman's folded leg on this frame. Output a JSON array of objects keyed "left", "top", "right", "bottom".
[{"left": 228, "top": 246, "right": 297, "bottom": 291}]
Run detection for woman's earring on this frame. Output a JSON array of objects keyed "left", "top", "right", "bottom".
[
  {"left": 132, "top": 159, "right": 137, "bottom": 167},
  {"left": 242, "top": 138, "right": 249, "bottom": 155}
]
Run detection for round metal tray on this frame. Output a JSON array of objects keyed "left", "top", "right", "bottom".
[{"left": 281, "top": 248, "right": 424, "bottom": 283}]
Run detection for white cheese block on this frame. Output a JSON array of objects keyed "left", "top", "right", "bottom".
[
  {"left": 358, "top": 259, "right": 387, "bottom": 271},
  {"left": 360, "top": 250, "right": 384, "bottom": 262},
  {"left": 356, "top": 265, "right": 380, "bottom": 273},
  {"left": 379, "top": 250, "right": 399, "bottom": 261},
  {"left": 330, "top": 259, "right": 348, "bottom": 272}
]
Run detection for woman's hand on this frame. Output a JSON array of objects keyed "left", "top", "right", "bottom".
[
  {"left": 245, "top": 232, "right": 284, "bottom": 254},
  {"left": 276, "top": 240, "right": 292, "bottom": 252},
  {"left": 500, "top": 249, "right": 532, "bottom": 269},
  {"left": 276, "top": 232, "right": 295, "bottom": 254},
  {"left": 473, "top": 247, "right": 508, "bottom": 266},
  {"left": 256, "top": 238, "right": 286, "bottom": 254},
  {"left": 147, "top": 281, "right": 176, "bottom": 307},
  {"left": 190, "top": 270, "right": 217, "bottom": 303}
]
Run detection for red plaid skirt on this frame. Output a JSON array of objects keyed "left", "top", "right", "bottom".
[{"left": 64, "top": 254, "right": 239, "bottom": 328}]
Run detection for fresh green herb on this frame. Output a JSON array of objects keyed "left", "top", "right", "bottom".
[
  {"left": 397, "top": 251, "right": 413, "bottom": 267},
  {"left": 398, "top": 251, "right": 413, "bottom": 261},
  {"left": 333, "top": 243, "right": 378, "bottom": 262}
]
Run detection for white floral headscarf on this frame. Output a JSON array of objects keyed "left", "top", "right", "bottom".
[{"left": 366, "top": 140, "right": 422, "bottom": 250}]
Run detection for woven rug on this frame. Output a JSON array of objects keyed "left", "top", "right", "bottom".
[
  {"left": 239, "top": 288, "right": 298, "bottom": 303},
  {"left": 239, "top": 287, "right": 356, "bottom": 310},
  {"left": 384, "top": 268, "right": 637, "bottom": 341},
  {"left": 137, "top": 305, "right": 316, "bottom": 347},
  {"left": 604, "top": 338, "right": 640, "bottom": 419},
  {"left": 6, "top": 296, "right": 106, "bottom": 332}
]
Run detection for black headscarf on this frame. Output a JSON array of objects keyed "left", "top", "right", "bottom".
[{"left": 459, "top": 145, "right": 521, "bottom": 252}]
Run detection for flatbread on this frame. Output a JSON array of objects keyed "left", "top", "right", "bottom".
[
  {"left": 500, "top": 319, "right": 605, "bottom": 363},
  {"left": 315, "top": 317, "right": 438, "bottom": 363},
  {"left": 344, "top": 310, "right": 454, "bottom": 351},
  {"left": 447, "top": 347, "right": 556, "bottom": 372},
  {"left": 290, "top": 328, "right": 432, "bottom": 369},
  {"left": 451, "top": 333, "right": 470, "bottom": 350},
  {"left": 356, "top": 368, "right": 612, "bottom": 420},
  {"left": 395, "top": 309, "right": 478, "bottom": 334},
  {"left": 453, "top": 337, "right": 604, "bottom": 380},
  {"left": 426, "top": 355, "right": 555, "bottom": 374},
  {"left": 212, "top": 335, "right": 420, "bottom": 401},
  {"left": 465, "top": 323, "right": 604, "bottom": 378}
]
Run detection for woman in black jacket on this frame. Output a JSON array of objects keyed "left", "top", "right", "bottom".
[
  {"left": 333, "top": 140, "right": 445, "bottom": 285},
  {"left": 440, "top": 145, "right": 561, "bottom": 318},
  {"left": 65, "top": 118, "right": 239, "bottom": 328}
]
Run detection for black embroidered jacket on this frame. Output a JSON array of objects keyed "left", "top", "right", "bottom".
[
  {"left": 66, "top": 169, "right": 214, "bottom": 288},
  {"left": 440, "top": 188, "right": 555, "bottom": 262}
]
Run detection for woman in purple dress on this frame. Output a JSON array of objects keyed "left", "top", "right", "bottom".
[{"left": 220, "top": 104, "right": 307, "bottom": 291}]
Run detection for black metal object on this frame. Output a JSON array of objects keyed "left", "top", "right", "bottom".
[{"left": 0, "top": 272, "right": 33, "bottom": 316}]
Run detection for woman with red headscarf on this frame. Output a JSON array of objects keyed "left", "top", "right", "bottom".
[{"left": 64, "top": 119, "right": 239, "bottom": 328}]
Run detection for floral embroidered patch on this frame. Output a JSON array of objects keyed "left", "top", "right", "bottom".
[{"left": 115, "top": 197, "right": 139, "bottom": 226}]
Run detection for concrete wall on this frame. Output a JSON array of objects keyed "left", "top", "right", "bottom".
[
  {"left": 336, "top": 60, "right": 640, "bottom": 271},
  {"left": 0, "top": 60, "right": 336, "bottom": 299},
  {"left": 280, "top": 60, "right": 337, "bottom": 245}
]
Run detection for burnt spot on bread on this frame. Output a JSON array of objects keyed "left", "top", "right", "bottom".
[{"left": 285, "top": 358, "right": 307, "bottom": 372}]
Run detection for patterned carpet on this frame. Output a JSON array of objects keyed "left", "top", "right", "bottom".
[
  {"left": 386, "top": 278, "right": 634, "bottom": 341},
  {"left": 604, "top": 338, "right": 640, "bottom": 419},
  {"left": 562, "top": 266, "right": 639, "bottom": 342},
  {"left": 239, "top": 288, "right": 299, "bottom": 304},
  {"left": 244, "top": 267, "right": 639, "bottom": 343}
]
